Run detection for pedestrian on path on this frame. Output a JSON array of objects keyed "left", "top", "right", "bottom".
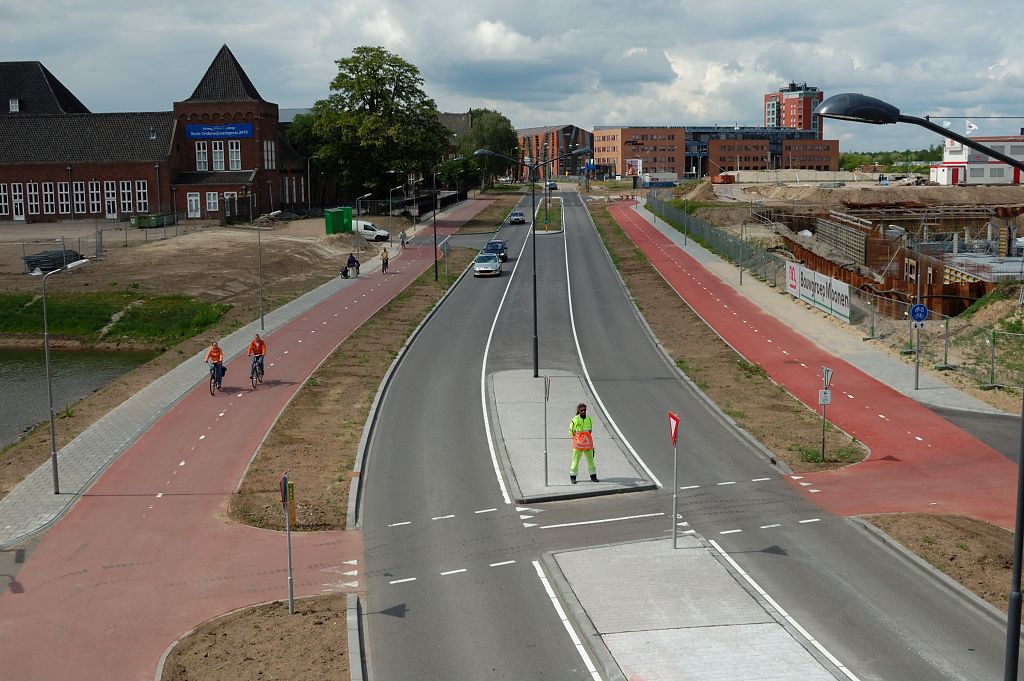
[
  {"left": 400, "top": 230, "right": 407, "bottom": 248},
  {"left": 347, "top": 252, "right": 360, "bottom": 277},
  {"left": 380, "top": 247, "right": 389, "bottom": 274},
  {"left": 569, "top": 403, "right": 598, "bottom": 484}
]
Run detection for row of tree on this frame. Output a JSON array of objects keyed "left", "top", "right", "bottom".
[
  {"left": 839, "top": 146, "right": 944, "bottom": 172},
  {"left": 286, "top": 46, "right": 519, "bottom": 202}
]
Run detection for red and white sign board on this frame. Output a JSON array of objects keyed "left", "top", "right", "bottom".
[{"left": 668, "top": 411, "right": 680, "bottom": 445}]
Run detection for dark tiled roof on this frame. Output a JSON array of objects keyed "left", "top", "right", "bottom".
[
  {"left": 173, "top": 170, "right": 257, "bottom": 186},
  {"left": 0, "top": 62, "right": 90, "bottom": 115},
  {"left": 0, "top": 112, "right": 173, "bottom": 165},
  {"left": 440, "top": 112, "right": 472, "bottom": 138},
  {"left": 184, "top": 45, "right": 264, "bottom": 103}
]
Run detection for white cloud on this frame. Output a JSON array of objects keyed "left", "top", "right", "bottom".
[{"left": 4, "top": 0, "right": 1024, "bottom": 150}]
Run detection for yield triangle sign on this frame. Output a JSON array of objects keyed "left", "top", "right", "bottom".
[{"left": 668, "top": 411, "right": 680, "bottom": 446}]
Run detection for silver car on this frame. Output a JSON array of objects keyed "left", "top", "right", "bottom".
[{"left": 473, "top": 253, "right": 502, "bottom": 277}]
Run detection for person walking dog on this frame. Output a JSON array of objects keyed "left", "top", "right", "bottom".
[{"left": 569, "top": 403, "right": 598, "bottom": 484}]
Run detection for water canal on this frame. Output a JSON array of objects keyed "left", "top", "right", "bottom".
[{"left": 0, "top": 348, "right": 156, "bottom": 448}]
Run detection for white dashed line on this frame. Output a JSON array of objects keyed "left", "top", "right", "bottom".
[
  {"left": 474, "top": 508, "right": 497, "bottom": 514},
  {"left": 432, "top": 514, "right": 455, "bottom": 521},
  {"left": 388, "top": 521, "right": 411, "bottom": 527},
  {"left": 717, "top": 481, "right": 736, "bottom": 486},
  {"left": 679, "top": 485, "right": 700, "bottom": 490},
  {"left": 915, "top": 436, "right": 924, "bottom": 441},
  {"left": 178, "top": 461, "right": 186, "bottom": 467},
  {"left": 751, "top": 477, "right": 770, "bottom": 482},
  {"left": 156, "top": 493, "right": 163, "bottom": 498},
  {"left": 720, "top": 529, "right": 742, "bottom": 535},
  {"left": 799, "top": 518, "right": 821, "bottom": 524},
  {"left": 389, "top": 577, "right": 416, "bottom": 585},
  {"left": 440, "top": 569, "right": 466, "bottom": 576},
  {"left": 198, "top": 435, "right": 206, "bottom": 440},
  {"left": 490, "top": 560, "right": 515, "bottom": 567},
  {"left": 760, "top": 524, "right": 781, "bottom": 529}
]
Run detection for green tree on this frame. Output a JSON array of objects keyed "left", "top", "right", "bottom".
[
  {"left": 459, "top": 109, "right": 518, "bottom": 180},
  {"left": 310, "top": 46, "right": 450, "bottom": 196}
]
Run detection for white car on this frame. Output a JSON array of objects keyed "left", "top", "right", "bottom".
[
  {"left": 353, "top": 220, "right": 390, "bottom": 242},
  {"left": 473, "top": 253, "right": 502, "bottom": 277},
  {"left": 509, "top": 210, "right": 526, "bottom": 224}
]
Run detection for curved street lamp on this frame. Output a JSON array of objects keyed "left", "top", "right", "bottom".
[
  {"left": 816, "top": 92, "right": 1024, "bottom": 681},
  {"left": 473, "top": 146, "right": 591, "bottom": 378},
  {"left": 31, "top": 258, "right": 89, "bottom": 494}
]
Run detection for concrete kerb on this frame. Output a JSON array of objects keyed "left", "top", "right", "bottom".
[
  {"left": 585, "top": 201, "right": 793, "bottom": 476},
  {"left": 539, "top": 549, "right": 628, "bottom": 681},
  {"left": 849, "top": 516, "right": 1009, "bottom": 628}
]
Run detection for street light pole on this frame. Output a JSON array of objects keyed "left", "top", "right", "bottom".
[
  {"left": 474, "top": 146, "right": 591, "bottom": 378},
  {"left": 815, "top": 92, "right": 1024, "bottom": 681},
  {"left": 33, "top": 258, "right": 89, "bottom": 494},
  {"left": 432, "top": 170, "right": 439, "bottom": 281},
  {"left": 389, "top": 184, "right": 403, "bottom": 248},
  {"left": 257, "top": 215, "right": 264, "bottom": 331}
]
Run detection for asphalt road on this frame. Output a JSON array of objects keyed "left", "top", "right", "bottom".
[{"left": 360, "top": 190, "right": 1008, "bottom": 680}]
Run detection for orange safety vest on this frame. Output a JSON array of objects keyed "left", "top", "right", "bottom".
[{"left": 572, "top": 431, "right": 594, "bottom": 451}]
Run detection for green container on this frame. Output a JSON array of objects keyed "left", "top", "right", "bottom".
[
  {"left": 129, "top": 215, "right": 140, "bottom": 227},
  {"left": 324, "top": 207, "right": 353, "bottom": 234}
]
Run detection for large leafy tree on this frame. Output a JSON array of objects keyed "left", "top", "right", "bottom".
[
  {"left": 459, "top": 109, "right": 518, "bottom": 179},
  {"left": 310, "top": 46, "right": 450, "bottom": 195}
]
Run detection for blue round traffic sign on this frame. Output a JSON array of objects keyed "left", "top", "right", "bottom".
[{"left": 910, "top": 303, "right": 928, "bottom": 322}]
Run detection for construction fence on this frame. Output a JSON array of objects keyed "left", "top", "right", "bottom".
[{"left": 646, "top": 190, "right": 1024, "bottom": 390}]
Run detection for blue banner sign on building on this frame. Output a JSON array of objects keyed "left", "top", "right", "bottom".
[{"left": 185, "top": 123, "right": 254, "bottom": 139}]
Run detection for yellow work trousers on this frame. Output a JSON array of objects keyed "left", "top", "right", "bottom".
[{"left": 569, "top": 449, "right": 596, "bottom": 476}]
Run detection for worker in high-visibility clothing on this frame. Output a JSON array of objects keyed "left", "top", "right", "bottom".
[{"left": 569, "top": 403, "right": 598, "bottom": 484}]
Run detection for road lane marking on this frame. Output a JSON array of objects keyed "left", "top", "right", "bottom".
[
  {"left": 389, "top": 577, "right": 416, "bottom": 585},
  {"left": 799, "top": 518, "right": 821, "bottom": 524},
  {"left": 179, "top": 461, "right": 186, "bottom": 467},
  {"left": 680, "top": 485, "right": 700, "bottom": 490},
  {"left": 720, "top": 529, "right": 742, "bottom": 535},
  {"left": 474, "top": 508, "right": 497, "bottom": 514},
  {"left": 490, "top": 560, "right": 515, "bottom": 567},
  {"left": 709, "top": 540, "right": 860, "bottom": 680},
  {"left": 156, "top": 493, "right": 163, "bottom": 498},
  {"left": 440, "top": 569, "right": 466, "bottom": 576},
  {"left": 760, "top": 524, "right": 781, "bottom": 529},
  {"left": 431, "top": 514, "right": 454, "bottom": 521},
  {"left": 751, "top": 477, "right": 770, "bottom": 482},
  {"left": 541, "top": 512, "right": 663, "bottom": 529},
  {"left": 532, "top": 561, "right": 601, "bottom": 680},
  {"left": 388, "top": 521, "right": 411, "bottom": 527},
  {"left": 717, "top": 481, "right": 736, "bottom": 486}
]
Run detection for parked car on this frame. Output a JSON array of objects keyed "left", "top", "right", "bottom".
[
  {"left": 498, "top": 176, "right": 513, "bottom": 183},
  {"left": 482, "top": 239, "right": 508, "bottom": 261},
  {"left": 473, "top": 253, "right": 502, "bottom": 277},
  {"left": 546, "top": 181, "right": 558, "bottom": 190},
  {"left": 353, "top": 220, "right": 390, "bottom": 242},
  {"left": 509, "top": 210, "right": 526, "bottom": 224}
]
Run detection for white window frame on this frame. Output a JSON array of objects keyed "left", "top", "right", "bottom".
[
  {"left": 57, "top": 181, "right": 70, "bottom": 214},
  {"left": 282, "top": 175, "right": 289, "bottom": 204},
  {"left": 0, "top": 183, "right": 7, "bottom": 215},
  {"left": 990, "top": 167, "right": 1006, "bottom": 178},
  {"left": 135, "top": 180, "right": 149, "bottom": 213},
  {"left": 223, "top": 191, "right": 237, "bottom": 217},
  {"left": 89, "top": 181, "right": 101, "bottom": 214},
  {"left": 26, "top": 182, "right": 39, "bottom": 215},
  {"left": 42, "top": 182, "right": 55, "bottom": 214},
  {"left": 212, "top": 140, "right": 225, "bottom": 171},
  {"left": 206, "top": 191, "right": 219, "bottom": 212},
  {"left": 228, "top": 140, "right": 241, "bottom": 170},
  {"left": 73, "top": 181, "right": 86, "bottom": 214},
  {"left": 9, "top": 98, "right": 19, "bottom": 113},
  {"left": 186, "top": 192, "right": 201, "bottom": 218},
  {"left": 195, "top": 141, "right": 208, "bottom": 171},
  {"left": 969, "top": 167, "right": 985, "bottom": 178},
  {"left": 263, "top": 140, "right": 276, "bottom": 169},
  {"left": 104, "top": 181, "right": 117, "bottom": 218},
  {"left": 11, "top": 183, "right": 23, "bottom": 219},
  {"left": 120, "top": 180, "right": 133, "bottom": 213}
]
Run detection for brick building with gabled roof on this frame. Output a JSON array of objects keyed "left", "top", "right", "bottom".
[{"left": 0, "top": 45, "right": 304, "bottom": 224}]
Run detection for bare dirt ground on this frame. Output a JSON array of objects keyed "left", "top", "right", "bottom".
[{"left": 1, "top": 188, "right": 1013, "bottom": 678}]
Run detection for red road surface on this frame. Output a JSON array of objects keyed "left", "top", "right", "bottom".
[
  {"left": 0, "top": 200, "right": 488, "bottom": 681},
  {"left": 611, "top": 202, "right": 1017, "bottom": 528}
]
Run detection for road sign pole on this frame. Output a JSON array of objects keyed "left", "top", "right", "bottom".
[
  {"left": 672, "top": 441, "right": 679, "bottom": 549},
  {"left": 280, "top": 472, "right": 295, "bottom": 614},
  {"left": 915, "top": 324, "right": 921, "bottom": 390},
  {"left": 543, "top": 376, "right": 549, "bottom": 488},
  {"left": 820, "top": 401, "right": 827, "bottom": 463}
]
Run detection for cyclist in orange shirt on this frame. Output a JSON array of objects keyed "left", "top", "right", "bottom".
[
  {"left": 205, "top": 340, "right": 225, "bottom": 390},
  {"left": 247, "top": 333, "right": 267, "bottom": 378}
]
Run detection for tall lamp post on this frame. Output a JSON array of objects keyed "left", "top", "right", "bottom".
[
  {"left": 815, "top": 92, "right": 1024, "bottom": 681},
  {"left": 432, "top": 169, "right": 439, "bottom": 281},
  {"left": 474, "top": 146, "right": 591, "bottom": 377},
  {"left": 388, "top": 184, "right": 403, "bottom": 247},
  {"left": 31, "top": 258, "right": 89, "bottom": 494}
]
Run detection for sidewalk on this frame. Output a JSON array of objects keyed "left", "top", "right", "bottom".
[{"left": 0, "top": 223, "right": 422, "bottom": 549}]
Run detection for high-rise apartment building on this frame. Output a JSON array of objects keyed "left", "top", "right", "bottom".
[{"left": 764, "top": 82, "right": 823, "bottom": 140}]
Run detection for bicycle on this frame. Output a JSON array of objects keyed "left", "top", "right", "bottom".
[
  {"left": 208, "top": 362, "right": 222, "bottom": 395},
  {"left": 250, "top": 356, "right": 264, "bottom": 388}
]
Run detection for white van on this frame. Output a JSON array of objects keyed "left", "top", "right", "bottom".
[{"left": 353, "top": 220, "right": 390, "bottom": 242}]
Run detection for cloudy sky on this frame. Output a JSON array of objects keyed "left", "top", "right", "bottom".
[{"left": 4, "top": 0, "right": 1023, "bottom": 152}]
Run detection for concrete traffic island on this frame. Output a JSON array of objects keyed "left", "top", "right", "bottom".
[{"left": 488, "top": 369, "right": 657, "bottom": 503}]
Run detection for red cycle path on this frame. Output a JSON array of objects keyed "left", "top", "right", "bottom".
[
  {"left": 611, "top": 203, "right": 1017, "bottom": 528},
  {"left": 0, "top": 201, "right": 487, "bottom": 681}
]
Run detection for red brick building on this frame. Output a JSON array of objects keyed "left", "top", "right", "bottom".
[
  {"left": 591, "top": 126, "right": 686, "bottom": 178},
  {"left": 514, "top": 125, "right": 593, "bottom": 181},
  {"left": 764, "top": 82, "right": 824, "bottom": 140},
  {"left": 0, "top": 45, "right": 303, "bottom": 224}
]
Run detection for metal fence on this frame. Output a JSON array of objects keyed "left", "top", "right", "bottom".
[
  {"left": 0, "top": 214, "right": 215, "bottom": 273},
  {"left": 646, "top": 189, "right": 1024, "bottom": 390}
]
